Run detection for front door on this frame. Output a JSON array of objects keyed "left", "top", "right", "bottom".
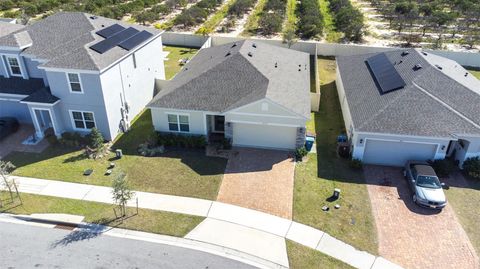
[
  {"left": 34, "top": 109, "right": 53, "bottom": 135},
  {"left": 214, "top": 115, "right": 225, "bottom": 133}
]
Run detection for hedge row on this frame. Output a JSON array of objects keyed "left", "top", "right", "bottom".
[
  {"left": 173, "top": 0, "right": 223, "bottom": 28},
  {"left": 296, "top": 0, "right": 323, "bottom": 38},
  {"left": 258, "top": 0, "right": 286, "bottom": 35}
]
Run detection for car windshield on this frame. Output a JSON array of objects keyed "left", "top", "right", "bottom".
[{"left": 416, "top": 175, "right": 441, "bottom": 189}]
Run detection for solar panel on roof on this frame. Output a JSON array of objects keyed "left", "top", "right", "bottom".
[
  {"left": 118, "top": 31, "right": 153, "bottom": 51},
  {"left": 365, "top": 53, "right": 406, "bottom": 94},
  {"left": 96, "top": 24, "right": 125, "bottom": 38},
  {"left": 90, "top": 27, "right": 140, "bottom": 54}
]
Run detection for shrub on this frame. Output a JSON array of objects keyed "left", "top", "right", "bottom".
[
  {"left": 58, "top": 132, "right": 87, "bottom": 148},
  {"left": 259, "top": 12, "right": 283, "bottom": 35},
  {"left": 463, "top": 157, "right": 480, "bottom": 179},
  {"left": 228, "top": 0, "right": 254, "bottom": 17},
  {"left": 156, "top": 133, "right": 207, "bottom": 149},
  {"left": 87, "top": 128, "right": 105, "bottom": 150},
  {"left": 428, "top": 159, "right": 455, "bottom": 177},
  {"left": 349, "top": 158, "right": 363, "bottom": 170},
  {"left": 296, "top": 0, "right": 323, "bottom": 38},
  {"left": 294, "top": 146, "right": 308, "bottom": 161}
]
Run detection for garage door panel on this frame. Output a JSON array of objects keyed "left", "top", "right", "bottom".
[
  {"left": 233, "top": 123, "right": 297, "bottom": 150},
  {"left": 363, "top": 140, "right": 437, "bottom": 166}
]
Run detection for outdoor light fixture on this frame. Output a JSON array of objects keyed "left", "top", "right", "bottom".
[
  {"left": 441, "top": 145, "right": 446, "bottom": 150},
  {"left": 359, "top": 139, "right": 364, "bottom": 144}
]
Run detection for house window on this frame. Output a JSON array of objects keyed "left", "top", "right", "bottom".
[
  {"left": 6, "top": 56, "right": 21, "bottom": 76},
  {"left": 71, "top": 111, "right": 95, "bottom": 130},
  {"left": 67, "top": 73, "right": 83, "bottom": 93},
  {"left": 168, "top": 114, "right": 189, "bottom": 132}
]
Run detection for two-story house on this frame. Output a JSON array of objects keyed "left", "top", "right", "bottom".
[{"left": 0, "top": 12, "right": 165, "bottom": 140}]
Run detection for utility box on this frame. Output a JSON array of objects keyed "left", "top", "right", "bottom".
[{"left": 115, "top": 149, "right": 123, "bottom": 159}]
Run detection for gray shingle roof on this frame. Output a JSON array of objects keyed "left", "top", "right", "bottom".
[
  {"left": 337, "top": 49, "right": 480, "bottom": 137},
  {"left": 0, "top": 21, "right": 24, "bottom": 38},
  {"left": 0, "top": 76, "right": 44, "bottom": 95},
  {"left": 149, "top": 40, "right": 310, "bottom": 118},
  {"left": 0, "top": 12, "right": 161, "bottom": 71},
  {"left": 21, "top": 88, "right": 59, "bottom": 104}
]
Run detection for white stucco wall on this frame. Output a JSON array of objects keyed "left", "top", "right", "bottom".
[
  {"left": 335, "top": 63, "right": 354, "bottom": 138},
  {"left": 150, "top": 108, "right": 208, "bottom": 135}
]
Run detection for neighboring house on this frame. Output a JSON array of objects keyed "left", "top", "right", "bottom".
[
  {"left": 336, "top": 49, "right": 480, "bottom": 167},
  {"left": 148, "top": 40, "right": 310, "bottom": 150},
  {"left": 0, "top": 12, "right": 165, "bottom": 140}
]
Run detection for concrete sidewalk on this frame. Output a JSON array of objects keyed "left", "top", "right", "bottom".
[{"left": 6, "top": 176, "right": 402, "bottom": 269}]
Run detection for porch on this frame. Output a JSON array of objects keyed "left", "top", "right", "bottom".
[{"left": 0, "top": 124, "right": 49, "bottom": 158}]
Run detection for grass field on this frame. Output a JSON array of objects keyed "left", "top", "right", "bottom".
[
  {"left": 287, "top": 240, "right": 355, "bottom": 269},
  {"left": 294, "top": 56, "right": 378, "bottom": 254},
  {"left": 163, "top": 46, "right": 199, "bottom": 80},
  {"left": 0, "top": 192, "right": 203, "bottom": 237},
  {"left": 6, "top": 111, "right": 227, "bottom": 200},
  {"left": 467, "top": 69, "right": 480, "bottom": 80}
]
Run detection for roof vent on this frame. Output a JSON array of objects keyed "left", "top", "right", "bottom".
[
  {"left": 225, "top": 51, "right": 231, "bottom": 57},
  {"left": 413, "top": 64, "right": 422, "bottom": 70},
  {"left": 90, "top": 16, "right": 98, "bottom": 20},
  {"left": 465, "top": 72, "right": 469, "bottom": 77},
  {"left": 248, "top": 52, "right": 253, "bottom": 57},
  {"left": 401, "top": 50, "right": 410, "bottom": 56},
  {"left": 275, "top": 62, "right": 277, "bottom": 68},
  {"left": 252, "top": 43, "right": 257, "bottom": 48},
  {"left": 435, "top": 64, "right": 443, "bottom": 70},
  {"left": 231, "top": 43, "right": 237, "bottom": 48},
  {"left": 422, "top": 52, "right": 428, "bottom": 56}
]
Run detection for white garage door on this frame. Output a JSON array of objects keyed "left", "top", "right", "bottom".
[
  {"left": 363, "top": 139, "right": 437, "bottom": 166},
  {"left": 233, "top": 123, "right": 297, "bottom": 150}
]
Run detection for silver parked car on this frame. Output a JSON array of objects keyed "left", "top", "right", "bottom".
[{"left": 404, "top": 161, "right": 447, "bottom": 209}]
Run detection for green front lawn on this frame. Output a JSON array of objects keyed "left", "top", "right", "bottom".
[
  {"left": 467, "top": 69, "right": 480, "bottom": 80},
  {"left": 294, "top": 58, "right": 378, "bottom": 254},
  {"left": 287, "top": 240, "right": 354, "bottom": 269},
  {"left": 5, "top": 111, "right": 227, "bottom": 200},
  {"left": 1, "top": 192, "right": 203, "bottom": 237},
  {"left": 444, "top": 176, "right": 480, "bottom": 257},
  {"left": 163, "top": 46, "right": 199, "bottom": 80}
]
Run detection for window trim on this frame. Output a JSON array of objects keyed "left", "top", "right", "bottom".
[
  {"left": 6, "top": 55, "right": 22, "bottom": 77},
  {"left": 69, "top": 110, "right": 96, "bottom": 131},
  {"left": 167, "top": 113, "right": 190, "bottom": 133},
  {"left": 66, "top": 72, "right": 84, "bottom": 94}
]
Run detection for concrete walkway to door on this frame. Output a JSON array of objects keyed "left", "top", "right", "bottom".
[{"left": 216, "top": 148, "right": 295, "bottom": 219}]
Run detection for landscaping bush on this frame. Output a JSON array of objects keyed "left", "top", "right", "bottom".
[
  {"left": 228, "top": 0, "right": 254, "bottom": 17},
  {"left": 259, "top": 12, "right": 283, "bottom": 35},
  {"left": 58, "top": 132, "right": 88, "bottom": 148},
  {"left": 87, "top": 127, "right": 105, "bottom": 150},
  {"left": 174, "top": 0, "right": 222, "bottom": 28},
  {"left": 156, "top": 133, "right": 207, "bottom": 149},
  {"left": 429, "top": 159, "right": 455, "bottom": 177},
  {"left": 328, "top": 0, "right": 365, "bottom": 42},
  {"left": 294, "top": 146, "right": 308, "bottom": 161},
  {"left": 463, "top": 157, "right": 480, "bottom": 179},
  {"left": 349, "top": 158, "right": 363, "bottom": 170}
]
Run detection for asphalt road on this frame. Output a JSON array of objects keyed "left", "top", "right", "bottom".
[{"left": 0, "top": 222, "right": 257, "bottom": 269}]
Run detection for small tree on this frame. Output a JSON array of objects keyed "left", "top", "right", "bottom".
[
  {"left": 0, "top": 160, "right": 20, "bottom": 205},
  {"left": 282, "top": 24, "right": 297, "bottom": 48},
  {"left": 112, "top": 172, "right": 135, "bottom": 217},
  {"left": 88, "top": 128, "right": 104, "bottom": 149}
]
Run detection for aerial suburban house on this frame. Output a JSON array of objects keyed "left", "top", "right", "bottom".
[
  {"left": 336, "top": 49, "right": 480, "bottom": 167},
  {"left": 148, "top": 40, "right": 310, "bottom": 150},
  {"left": 0, "top": 12, "right": 165, "bottom": 140}
]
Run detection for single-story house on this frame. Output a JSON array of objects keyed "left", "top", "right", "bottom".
[
  {"left": 148, "top": 40, "right": 310, "bottom": 150},
  {"left": 336, "top": 49, "right": 480, "bottom": 167}
]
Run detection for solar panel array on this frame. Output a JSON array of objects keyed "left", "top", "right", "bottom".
[
  {"left": 90, "top": 24, "right": 154, "bottom": 54},
  {"left": 366, "top": 53, "right": 406, "bottom": 94}
]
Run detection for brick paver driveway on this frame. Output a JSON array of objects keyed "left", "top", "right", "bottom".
[
  {"left": 0, "top": 124, "right": 48, "bottom": 158},
  {"left": 216, "top": 148, "right": 295, "bottom": 219},
  {"left": 364, "top": 165, "right": 479, "bottom": 269}
]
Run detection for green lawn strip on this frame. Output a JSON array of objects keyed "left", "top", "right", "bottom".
[
  {"left": 318, "top": 0, "right": 341, "bottom": 42},
  {"left": 444, "top": 177, "right": 480, "bottom": 257},
  {"left": 196, "top": 0, "right": 237, "bottom": 34},
  {"left": 294, "top": 57, "right": 378, "bottom": 254},
  {"left": 317, "top": 56, "right": 337, "bottom": 86},
  {"left": 162, "top": 45, "right": 199, "bottom": 80},
  {"left": 6, "top": 111, "right": 226, "bottom": 200},
  {"left": 466, "top": 69, "right": 480, "bottom": 80},
  {"left": 287, "top": 240, "right": 355, "bottom": 269},
  {"left": 241, "top": 0, "right": 268, "bottom": 36},
  {"left": 0, "top": 192, "right": 203, "bottom": 237}
]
